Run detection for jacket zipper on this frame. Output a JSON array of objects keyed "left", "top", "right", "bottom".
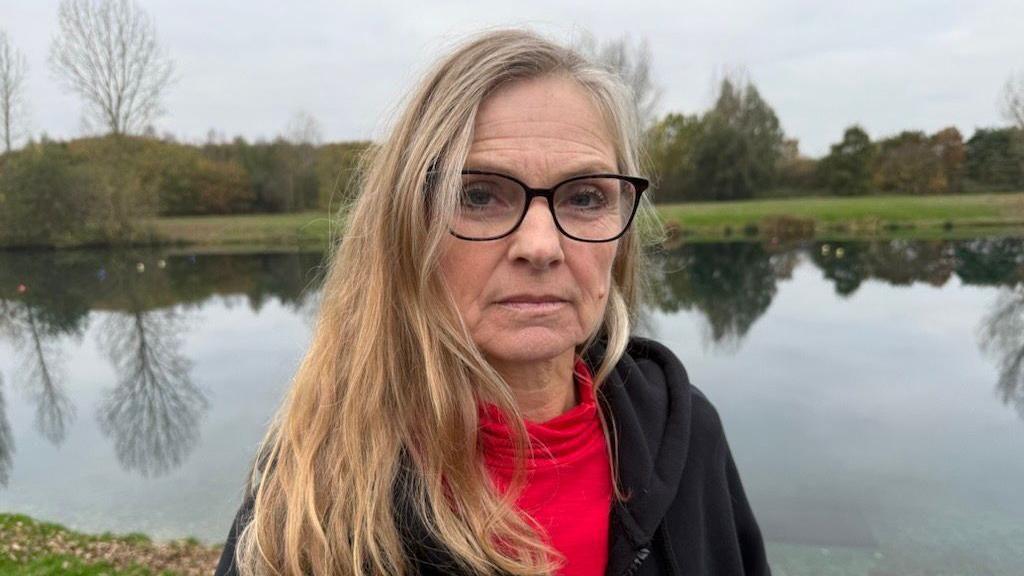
[{"left": 621, "top": 545, "right": 650, "bottom": 576}]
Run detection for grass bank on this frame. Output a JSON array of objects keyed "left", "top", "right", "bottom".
[
  {"left": 0, "top": 513, "right": 220, "bottom": 576},
  {"left": 144, "top": 192, "right": 1024, "bottom": 248},
  {"left": 657, "top": 191, "right": 1024, "bottom": 240},
  {"left": 142, "top": 211, "right": 337, "bottom": 249}
]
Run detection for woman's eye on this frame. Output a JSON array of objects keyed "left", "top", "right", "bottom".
[
  {"left": 567, "top": 188, "right": 607, "bottom": 209},
  {"left": 461, "top": 186, "right": 497, "bottom": 208}
]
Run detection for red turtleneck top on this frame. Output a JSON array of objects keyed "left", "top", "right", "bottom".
[{"left": 479, "top": 358, "right": 613, "bottom": 575}]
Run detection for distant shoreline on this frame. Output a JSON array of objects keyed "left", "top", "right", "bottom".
[{"left": 2, "top": 192, "right": 1023, "bottom": 250}]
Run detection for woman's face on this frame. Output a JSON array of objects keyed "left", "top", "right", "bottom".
[{"left": 438, "top": 74, "right": 619, "bottom": 367}]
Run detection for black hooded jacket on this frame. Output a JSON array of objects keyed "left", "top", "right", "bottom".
[{"left": 213, "top": 336, "right": 770, "bottom": 575}]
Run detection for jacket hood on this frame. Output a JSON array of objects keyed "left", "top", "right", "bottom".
[{"left": 584, "top": 336, "right": 693, "bottom": 575}]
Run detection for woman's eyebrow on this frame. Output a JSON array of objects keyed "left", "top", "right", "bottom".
[{"left": 461, "top": 161, "right": 620, "bottom": 181}]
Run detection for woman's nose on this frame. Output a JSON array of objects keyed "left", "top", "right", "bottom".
[{"left": 507, "top": 197, "right": 564, "bottom": 268}]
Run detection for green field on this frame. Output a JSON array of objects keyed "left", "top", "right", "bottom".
[
  {"left": 662, "top": 192, "right": 1022, "bottom": 225},
  {"left": 142, "top": 210, "right": 338, "bottom": 249},
  {"left": 657, "top": 192, "right": 1024, "bottom": 237},
  {"left": 3, "top": 192, "right": 1022, "bottom": 250},
  {"left": 138, "top": 192, "right": 1024, "bottom": 249}
]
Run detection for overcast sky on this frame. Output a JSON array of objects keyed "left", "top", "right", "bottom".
[{"left": 2, "top": 0, "right": 1021, "bottom": 157}]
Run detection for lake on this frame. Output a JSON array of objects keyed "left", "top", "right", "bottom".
[{"left": 0, "top": 237, "right": 1022, "bottom": 575}]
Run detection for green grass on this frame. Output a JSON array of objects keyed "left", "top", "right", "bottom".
[
  {"left": 143, "top": 193, "right": 1023, "bottom": 248},
  {"left": 5, "top": 192, "right": 1024, "bottom": 250},
  {"left": 657, "top": 192, "right": 1024, "bottom": 230},
  {"left": 0, "top": 555, "right": 166, "bottom": 576},
  {"left": 141, "top": 210, "right": 338, "bottom": 248},
  {"left": 0, "top": 513, "right": 217, "bottom": 576}
]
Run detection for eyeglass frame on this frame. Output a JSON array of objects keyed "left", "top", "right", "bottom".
[{"left": 432, "top": 169, "right": 649, "bottom": 243}]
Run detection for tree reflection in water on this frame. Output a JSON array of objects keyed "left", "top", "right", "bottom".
[
  {"left": 0, "top": 240, "right": 1022, "bottom": 485},
  {"left": 962, "top": 238, "right": 1024, "bottom": 421},
  {"left": 0, "top": 299, "right": 75, "bottom": 446},
  {"left": 649, "top": 236, "right": 1024, "bottom": 423},
  {"left": 979, "top": 289, "right": 1024, "bottom": 420},
  {"left": 0, "top": 373, "right": 13, "bottom": 486},
  {"left": 95, "top": 256, "right": 208, "bottom": 478},
  {"left": 810, "top": 239, "right": 957, "bottom": 295},
  {"left": 22, "top": 306, "right": 76, "bottom": 445},
  {"left": 0, "top": 250, "right": 321, "bottom": 480},
  {"left": 647, "top": 242, "right": 799, "bottom": 350}
]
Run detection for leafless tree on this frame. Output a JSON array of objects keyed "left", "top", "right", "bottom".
[
  {"left": 1003, "top": 71, "right": 1024, "bottom": 130},
  {"left": 280, "top": 109, "right": 323, "bottom": 211},
  {"left": 574, "top": 32, "right": 662, "bottom": 131},
  {"left": 284, "top": 109, "right": 323, "bottom": 146},
  {"left": 49, "top": 0, "right": 174, "bottom": 136},
  {"left": 0, "top": 30, "right": 29, "bottom": 153}
]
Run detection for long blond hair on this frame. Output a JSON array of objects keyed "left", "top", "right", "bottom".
[{"left": 234, "top": 28, "right": 661, "bottom": 576}]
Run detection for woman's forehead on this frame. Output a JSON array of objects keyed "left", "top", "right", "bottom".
[
  {"left": 474, "top": 76, "right": 611, "bottom": 138},
  {"left": 469, "top": 76, "right": 617, "bottom": 175}
]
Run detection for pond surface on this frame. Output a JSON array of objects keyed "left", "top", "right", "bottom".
[{"left": 0, "top": 237, "right": 1022, "bottom": 575}]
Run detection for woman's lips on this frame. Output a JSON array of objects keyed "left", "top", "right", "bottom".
[{"left": 496, "top": 297, "right": 568, "bottom": 312}]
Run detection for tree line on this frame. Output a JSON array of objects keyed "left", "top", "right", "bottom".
[
  {"left": 0, "top": 133, "right": 369, "bottom": 246},
  {"left": 644, "top": 77, "right": 1024, "bottom": 203},
  {"left": 1, "top": 1, "right": 1023, "bottom": 247}
]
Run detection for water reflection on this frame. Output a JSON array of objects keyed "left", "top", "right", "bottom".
[
  {"left": 94, "top": 255, "right": 207, "bottom": 477},
  {"left": 0, "top": 373, "right": 12, "bottom": 485},
  {"left": 0, "top": 250, "right": 322, "bottom": 484},
  {"left": 0, "top": 238, "right": 1022, "bottom": 486},
  {"left": 0, "top": 297, "right": 75, "bottom": 446},
  {"left": 810, "top": 240, "right": 957, "bottom": 294},
  {"left": 956, "top": 237, "right": 1024, "bottom": 287},
  {"left": 647, "top": 242, "right": 797, "bottom": 349},
  {"left": 97, "top": 306, "right": 205, "bottom": 477},
  {"left": 807, "top": 237, "right": 1024, "bottom": 296},
  {"left": 980, "top": 286, "right": 1024, "bottom": 420}
]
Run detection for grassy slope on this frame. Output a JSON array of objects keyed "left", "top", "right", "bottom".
[{"left": 0, "top": 514, "right": 219, "bottom": 576}]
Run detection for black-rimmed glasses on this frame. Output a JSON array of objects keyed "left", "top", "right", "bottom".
[{"left": 437, "top": 169, "right": 648, "bottom": 243}]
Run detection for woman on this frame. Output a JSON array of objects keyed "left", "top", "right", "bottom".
[{"left": 215, "top": 29, "right": 769, "bottom": 576}]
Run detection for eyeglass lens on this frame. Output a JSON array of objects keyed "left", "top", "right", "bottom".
[{"left": 452, "top": 173, "right": 638, "bottom": 241}]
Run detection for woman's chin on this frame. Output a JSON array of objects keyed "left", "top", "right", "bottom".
[{"left": 479, "top": 330, "right": 579, "bottom": 365}]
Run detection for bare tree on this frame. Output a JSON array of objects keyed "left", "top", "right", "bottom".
[
  {"left": 0, "top": 30, "right": 29, "bottom": 153},
  {"left": 574, "top": 31, "right": 662, "bottom": 131},
  {"left": 49, "top": 0, "right": 174, "bottom": 136},
  {"left": 1003, "top": 71, "right": 1024, "bottom": 130},
  {"left": 281, "top": 109, "right": 323, "bottom": 211},
  {"left": 284, "top": 109, "right": 323, "bottom": 146}
]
